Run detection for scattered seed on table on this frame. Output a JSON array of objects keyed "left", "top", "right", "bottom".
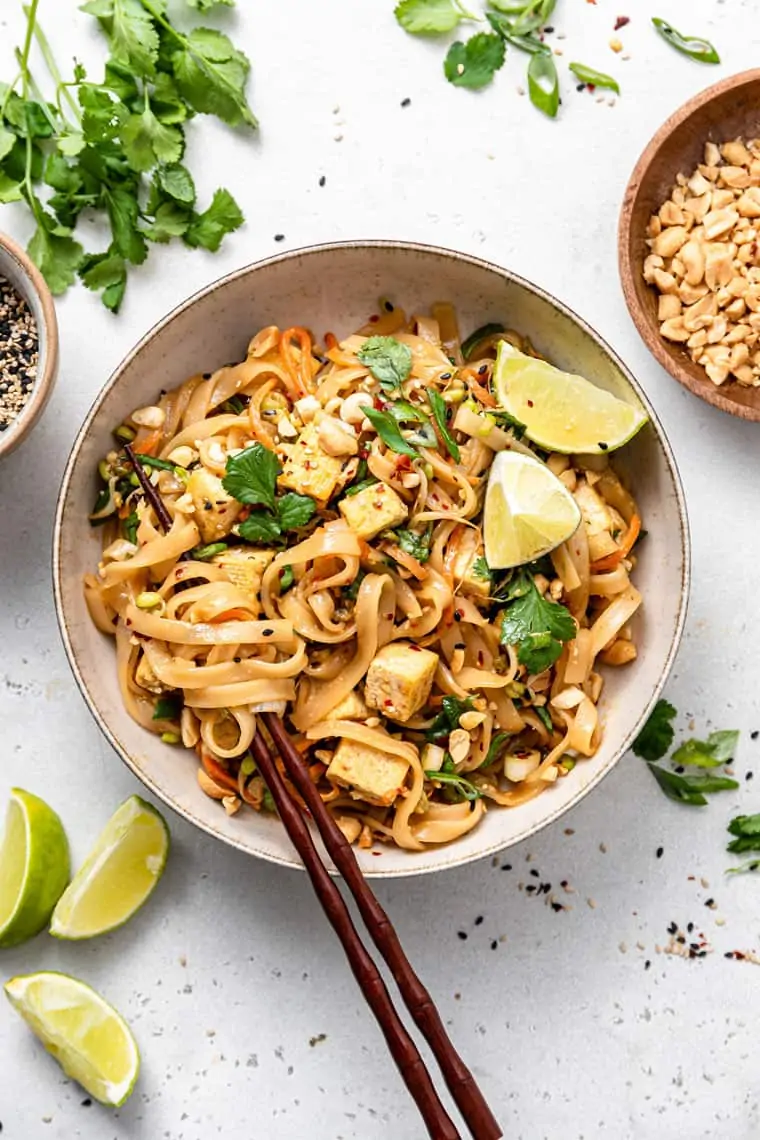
[
  {"left": 0, "top": 277, "right": 38, "bottom": 432},
  {"left": 457, "top": 931, "right": 468, "bottom": 941},
  {"left": 319, "top": 175, "right": 326, "bottom": 187},
  {"left": 401, "top": 97, "right": 411, "bottom": 108},
  {"left": 274, "top": 234, "right": 285, "bottom": 242},
  {"left": 656, "top": 846, "right": 664, "bottom": 859}
]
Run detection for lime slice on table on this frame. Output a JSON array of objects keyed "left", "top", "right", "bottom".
[
  {"left": 0, "top": 789, "right": 70, "bottom": 949},
  {"left": 4, "top": 971, "right": 139, "bottom": 1106},
  {"left": 492, "top": 341, "right": 648, "bottom": 454},
  {"left": 50, "top": 795, "right": 169, "bottom": 940},
  {"left": 484, "top": 450, "right": 581, "bottom": 569}
]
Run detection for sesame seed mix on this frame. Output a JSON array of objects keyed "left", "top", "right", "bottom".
[{"left": 0, "top": 277, "right": 38, "bottom": 432}]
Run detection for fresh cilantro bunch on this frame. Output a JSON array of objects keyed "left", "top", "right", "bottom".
[
  {"left": 632, "top": 700, "right": 740, "bottom": 806},
  {"left": 222, "top": 444, "right": 317, "bottom": 544},
  {"left": 499, "top": 568, "right": 575, "bottom": 674},
  {"left": 0, "top": 0, "right": 253, "bottom": 309}
]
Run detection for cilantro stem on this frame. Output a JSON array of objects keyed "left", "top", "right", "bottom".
[
  {"left": 19, "top": 0, "right": 40, "bottom": 91},
  {"left": 13, "top": 49, "right": 58, "bottom": 134},
  {"left": 18, "top": 0, "right": 43, "bottom": 225},
  {"left": 454, "top": 0, "right": 480, "bottom": 18},
  {"left": 24, "top": 6, "right": 82, "bottom": 123}
]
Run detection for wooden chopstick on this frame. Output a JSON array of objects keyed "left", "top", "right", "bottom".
[
  {"left": 124, "top": 444, "right": 173, "bottom": 532},
  {"left": 262, "top": 713, "right": 503, "bottom": 1140},
  {"left": 249, "top": 732, "right": 461, "bottom": 1140}
]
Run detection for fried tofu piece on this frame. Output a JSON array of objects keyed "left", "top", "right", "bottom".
[
  {"left": 450, "top": 528, "right": 490, "bottom": 601},
  {"left": 280, "top": 422, "right": 344, "bottom": 503},
  {"left": 327, "top": 738, "right": 410, "bottom": 806},
  {"left": 213, "top": 547, "right": 275, "bottom": 610},
  {"left": 338, "top": 482, "right": 408, "bottom": 541},
  {"left": 364, "top": 641, "right": 438, "bottom": 723},
  {"left": 574, "top": 481, "right": 618, "bottom": 562},
  {"left": 326, "top": 691, "right": 370, "bottom": 721},
  {"left": 187, "top": 469, "right": 242, "bottom": 543}
]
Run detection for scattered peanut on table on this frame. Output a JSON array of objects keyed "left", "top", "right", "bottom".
[{"left": 644, "top": 138, "right": 760, "bottom": 387}]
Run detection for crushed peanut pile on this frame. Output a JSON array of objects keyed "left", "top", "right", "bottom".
[{"left": 644, "top": 138, "right": 760, "bottom": 387}]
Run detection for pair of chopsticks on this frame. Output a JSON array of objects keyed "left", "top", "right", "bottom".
[{"left": 125, "top": 450, "right": 502, "bottom": 1139}]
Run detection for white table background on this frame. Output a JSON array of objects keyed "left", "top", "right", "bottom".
[{"left": 2, "top": 1, "right": 760, "bottom": 1137}]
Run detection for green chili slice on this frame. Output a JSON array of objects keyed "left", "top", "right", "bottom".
[
  {"left": 528, "top": 50, "right": 559, "bottom": 118},
  {"left": 651, "top": 18, "right": 720, "bottom": 64},
  {"left": 568, "top": 62, "right": 620, "bottom": 94}
]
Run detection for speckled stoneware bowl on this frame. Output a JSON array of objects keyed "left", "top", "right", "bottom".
[
  {"left": 0, "top": 231, "right": 58, "bottom": 461},
  {"left": 53, "top": 241, "right": 690, "bottom": 877}
]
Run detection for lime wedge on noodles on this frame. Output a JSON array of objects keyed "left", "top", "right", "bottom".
[
  {"left": 4, "top": 971, "right": 139, "bottom": 1106},
  {"left": 0, "top": 788, "right": 70, "bottom": 949},
  {"left": 492, "top": 341, "right": 648, "bottom": 454},
  {"left": 484, "top": 450, "right": 581, "bottom": 569},
  {"left": 50, "top": 795, "right": 169, "bottom": 940}
]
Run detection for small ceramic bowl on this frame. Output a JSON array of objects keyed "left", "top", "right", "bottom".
[
  {"left": 54, "top": 241, "right": 690, "bottom": 877},
  {"left": 619, "top": 69, "right": 760, "bottom": 421},
  {"left": 0, "top": 231, "right": 59, "bottom": 460}
]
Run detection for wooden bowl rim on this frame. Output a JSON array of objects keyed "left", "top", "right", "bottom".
[{"left": 618, "top": 68, "right": 760, "bottom": 423}]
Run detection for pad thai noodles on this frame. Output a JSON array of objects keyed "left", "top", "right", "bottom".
[{"left": 84, "top": 302, "right": 643, "bottom": 851}]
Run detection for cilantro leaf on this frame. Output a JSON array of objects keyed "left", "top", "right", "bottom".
[
  {"left": 483, "top": 732, "right": 510, "bottom": 768},
  {"left": 157, "top": 162, "right": 196, "bottom": 204},
  {"left": 427, "top": 387, "right": 460, "bottom": 461},
  {"left": 362, "top": 407, "right": 418, "bottom": 459},
  {"left": 153, "top": 695, "right": 181, "bottom": 721},
  {"left": 28, "top": 224, "right": 85, "bottom": 295},
  {"left": 444, "top": 33, "right": 506, "bottom": 90},
  {"left": 171, "top": 28, "right": 257, "bottom": 129},
  {"left": 277, "top": 492, "right": 317, "bottom": 531},
  {"left": 238, "top": 512, "right": 282, "bottom": 544},
  {"left": 395, "top": 0, "right": 472, "bottom": 35},
  {"left": 222, "top": 443, "right": 279, "bottom": 509},
  {"left": 187, "top": 0, "right": 235, "bottom": 9},
  {"left": 394, "top": 526, "right": 432, "bottom": 563},
  {"left": 184, "top": 188, "right": 244, "bottom": 252},
  {"left": 672, "top": 730, "right": 739, "bottom": 769},
  {"left": 647, "top": 765, "right": 738, "bottom": 806},
  {"left": 425, "top": 696, "right": 474, "bottom": 741},
  {"left": 104, "top": 185, "right": 148, "bottom": 265},
  {"left": 727, "top": 813, "right": 760, "bottom": 855},
  {"left": 143, "top": 201, "right": 192, "bottom": 243},
  {"left": 425, "top": 757, "right": 482, "bottom": 802},
  {"left": 0, "top": 173, "right": 23, "bottom": 203},
  {"left": 357, "top": 336, "right": 412, "bottom": 393},
  {"left": 489, "top": 408, "right": 527, "bottom": 439},
  {"left": 631, "top": 699, "right": 677, "bottom": 762},
  {"left": 79, "top": 252, "right": 128, "bottom": 312},
  {"left": 472, "top": 556, "right": 492, "bottom": 582},
  {"left": 121, "top": 106, "right": 184, "bottom": 172},
  {"left": 0, "top": 125, "right": 16, "bottom": 162},
  {"left": 500, "top": 571, "right": 575, "bottom": 673},
  {"left": 82, "top": 0, "right": 160, "bottom": 77},
  {"left": 150, "top": 72, "right": 188, "bottom": 125}
]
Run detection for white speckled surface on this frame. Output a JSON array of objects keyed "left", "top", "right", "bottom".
[{"left": 1, "top": 2, "right": 760, "bottom": 1138}]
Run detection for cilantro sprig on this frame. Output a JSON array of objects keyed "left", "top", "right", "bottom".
[
  {"left": 633, "top": 701, "right": 740, "bottom": 806},
  {"left": 424, "top": 756, "right": 482, "bottom": 802},
  {"left": 0, "top": 0, "right": 252, "bottom": 309},
  {"left": 357, "top": 336, "right": 412, "bottom": 393},
  {"left": 632, "top": 699, "right": 676, "bottom": 762},
  {"left": 222, "top": 444, "right": 316, "bottom": 544},
  {"left": 499, "top": 569, "right": 576, "bottom": 674}
]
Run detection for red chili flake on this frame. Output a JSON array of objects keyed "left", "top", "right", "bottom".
[
  {"left": 369, "top": 314, "right": 379, "bottom": 324},
  {"left": 373, "top": 396, "right": 385, "bottom": 410},
  {"left": 384, "top": 699, "right": 393, "bottom": 707},
  {"left": 409, "top": 644, "right": 422, "bottom": 652},
  {"left": 358, "top": 448, "right": 369, "bottom": 459},
  {"left": 176, "top": 569, "right": 184, "bottom": 578},
  {"left": 586, "top": 83, "right": 596, "bottom": 92},
  {"left": 527, "top": 399, "right": 534, "bottom": 408},
  {"left": 373, "top": 501, "right": 384, "bottom": 510},
  {"left": 396, "top": 454, "right": 412, "bottom": 471},
  {"left": 477, "top": 651, "right": 484, "bottom": 667},
  {"left": 614, "top": 15, "right": 630, "bottom": 30}
]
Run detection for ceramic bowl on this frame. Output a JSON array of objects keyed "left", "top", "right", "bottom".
[
  {"left": 0, "top": 231, "right": 58, "bottom": 460},
  {"left": 54, "top": 241, "right": 690, "bottom": 877},
  {"left": 619, "top": 69, "right": 760, "bottom": 421}
]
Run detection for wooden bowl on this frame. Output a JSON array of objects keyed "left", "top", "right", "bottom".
[
  {"left": 619, "top": 69, "right": 760, "bottom": 421},
  {"left": 0, "top": 230, "right": 59, "bottom": 460}
]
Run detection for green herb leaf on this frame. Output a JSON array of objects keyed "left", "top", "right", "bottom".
[
  {"left": 121, "top": 106, "right": 184, "bottom": 172},
  {"left": 143, "top": 201, "right": 192, "bottom": 243},
  {"left": 568, "top": 62, "right": 620, "bottom": 94},
  {"left": 461, "top": 321, "right": 505, "bottom": 359},
  {"left": 483, "top": 732, "right": 510, "bottom": 768},
  {"left": 123, "top": 510, "right": 139, "bottom": 544},
  {"left": 647, "top": 765, "right": 738, "bottom": 806},
  {"left": 444, "top": 33, "right": 506, "bottom": 90},
  {"left": 82, "top": 0, "right": 160, "bottom": 76},
  {"left": 471, "top": 555, "right": 492, "bottom": 582},
  {"left": 344, "top": 477, "right": 379, "bottom": 498},
  {"left": 672, "top": 730, "right": 740, "bottom": 769},
  {"left": 500, "top": 570, "right": 575, "bottom": 673},
  {"left": 278, "top": 565, "right": 295, "bottom": 593},
  {"left": 425, "top": 764, "right": 482, "bottom": 801},
  {"left": 222, "top": 443, "right": 279, "bottom": 509},
  {"left": 510, "top": 0, "right": 555, "bottom": 35},
  {"left": 343, "top": 568, "right": 366, "bottom": 602},
  {"left": 727, "top": 859, "right": 760, "bottom": 875},
  {"left": 651, "top": 18, "right": 720, "bottom": 64},
  {"left": 0, "top": 125, "right": 16, "bottom": 163},
  {"left": 184, "top": 187, "right": 244, "bottom": 252},
  {"left": 187, "top": 0, "right": 235, "bottom": 9},
  {"left": 357, "top": 336, "right": 412, "bottom": 392},
  {"left": 393, "top": 526, "right": 432, "bottom": 564},
  {"left": 727, "top": 814, "right": 760, "bottom": 855},
  {"left": 631, "top": 699, "right": 677, "bottom": 762},
  {"left": 427, "top": 386, "right": 460, "bottom": 461},
  {"left": 104, "top": 185, "right": 148, "bottom": 265},
  {"left": 528, "top": 48, "right": 559, "bottom": 117},
  {"left": 153, "top": 695, "right": 181, "bottom": 720},
  {"left": 536, "top": 705, "right": 553, "bottom": 734},
  {"left": 0, "top": 173, "right": 23, "bottom": 203},
  {"left": 277, "top": 492, "right": 317, "bottom": 531},
  {"left": 386, "top": 399, "right": 428, "bottom": 424},
  {"left": 425, "top": 696, "right": 474, "bottom": 741},
  {"left": 79, "top": 252, "right": 128, "bottom": 312},
  {"left": 28, "top": 224, "right": 85, "bottom": 295},
  {"left": 486, "top": 11, "right": 549, "bottom": 54},
  {"left": 395, "top": 0, "right": 473, "bottom": 35},
  {"left": 190, "top": 542, "right": 228, "bottom": 560},
  {"left": 238, "top": 512, "right": 282, "bottom": 544},
  {"left": 489, "top": 408, "right": 527, "bottom": 438},
  {"left": 171, "top": 27, "right": 257, "bottom": 129},
  {"left": 158, "top": 162, "right": 196, "bottom": 204},
  {"left": 362, "top": 407, "right": 419, "bottom": 459}
]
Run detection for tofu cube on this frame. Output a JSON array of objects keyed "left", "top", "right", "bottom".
[
  {"left": 364, "top": 642, "right": 438, "bottom": 723},
  {"left": 326, "top": 691, "right": 370, "bottom": 721},
  {"left": 213, "top": 546, "right": 275, "bottom": 612},
  {"left": 327, "top": 738, "right": 410, "bottom": 806},
  {"left": 450, "top": 529, "right": 490, "bottom": 601},
  {"left": 187, "top": 469, "right": 242, "bottom": 543},
  {"left": 574, "top": 482, "right": 617, "bottom": 561},
  {"left": 338, "top": 482, "right": 408, "bottom": 541},
  {"left": 280, "top": 422, "right": 344, "bottom": 503}
]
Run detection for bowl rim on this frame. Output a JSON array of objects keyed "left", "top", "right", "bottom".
[
  {"left": 0, "top": 229, "right": 59, "bottom": 459},
  {"left": 53, "top": 239, "right": 692, "bottom": 876},
  {"left": 618, "top": 67, "right": 760, "bottom": 423}
]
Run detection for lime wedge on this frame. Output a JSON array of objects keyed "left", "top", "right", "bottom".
[
  {"left": 0, "top": 789, "right": 69, "bottom": 949},
  {"left": 50, "top": 796, "right": 169, "bottom": 941},
  {"left": 4, "top": 971, "right": 139, "bottom": 1106},
  {"left": 484, "top": 450, "right": 581, "bottom": 569},
  {"left": 492, "top": 341, "right": 648, "bottom": 454}
]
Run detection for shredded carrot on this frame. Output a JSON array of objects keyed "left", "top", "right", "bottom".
[
  {"left": 280, "top": 327, "right": 314, "bottom": 398},
  {"left": 324, "top": 332, "right": 338, "bottom": 351},
  {"left": 249, "top": 379, "right": 278, "bottom": 452},
  {"left": 590, "top": 513, "right": 642, "bottom": 573},
  {"left": 118, "top": 502, "right": 131, "bottom": 519},
  {"left": 468, "top": 378, "right": 496, "bottom": 408},
  {"left": 133, "top": 428, "right": 162, "bottom": 456},
  {"left": 200, "top": 749, "right": 239, "bottom": 793},
  {"left": 238, "top": 506, "right": 251, "bottom": 521}
]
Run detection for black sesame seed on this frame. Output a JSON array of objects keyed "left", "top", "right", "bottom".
[
  {"left": 81, "top": 1098, "right": 92, "bottom": 1107},
  {"left": 262, "top": 628, "right": 274, "bottom": 637},
  {"left": 530, "top": 868, "right": 540, "bottom": 878},
  {"left": 598, "top": 442, "right": 609, "bottom": 451},
  {"left": 543, "top": 25, "right": 554, "bottom": 33},
  {"left": 384, "top": 301, "right": 394, "bottom": 313},
  {"left": 676, "top": 935, "right": 686, "bottom": 945},
  {"left": 453, "top": 611, "right": 461, "bottom": 622},
  {"left": 687, "top": 922, "right": 694, "bottom": 933},
  {"left": 752, "top": 731, "right": 759, "bottom": 741},
  {"left": 656, "top": 846, "right": 664, "bottom": 858},
  {"left": 234, "top": 657, "right": 241, "bottom": 663},
  {"left": 474, "top": 915, "right": 484, "bottom": 926},
  {"left": 725, "top": 951, "right": 735, "bottom": 959},
  {"left": 644, "top": 960, "right": 651, "bottom": 970},
  {"left": 457, "top": 930, "right": 468, "bottom": 941},
  {"left": 747, "top": 772, "right": 754, "bottom": 781},
  {"left": 550, "top": 901, "right": 564, "bottom": 913},
  {"left": 203, "top": 372, "right": 211, "bottom": 379},
  {"left": 490, "top": 939, "right": 498, "bottom": 950},
  {"left": 440, "top": 372, "right": 452, "bottom": 380},
  {"left": 704, "top": 898, "right": 714, "bottom": 907},
  {"left": 401, "top": 97, "right": 411, "bottom": 107},
  {"left": 501, "top": 863, "right": 512, "bottom": 871},
  {"left": 478, "top": 364, "right": 488, "bottom": 375},
  {"left": 667, "top": 922, "right": 678, "bottom": 935},
  {"left": 274, "top": 234, "right": 285, "bottom": 242},
  {"left": 319, "top": 175, "right": 326, "bottom": 187},
  {"left": 576, "top": 82, "right": 586, "bottom": 92}
]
